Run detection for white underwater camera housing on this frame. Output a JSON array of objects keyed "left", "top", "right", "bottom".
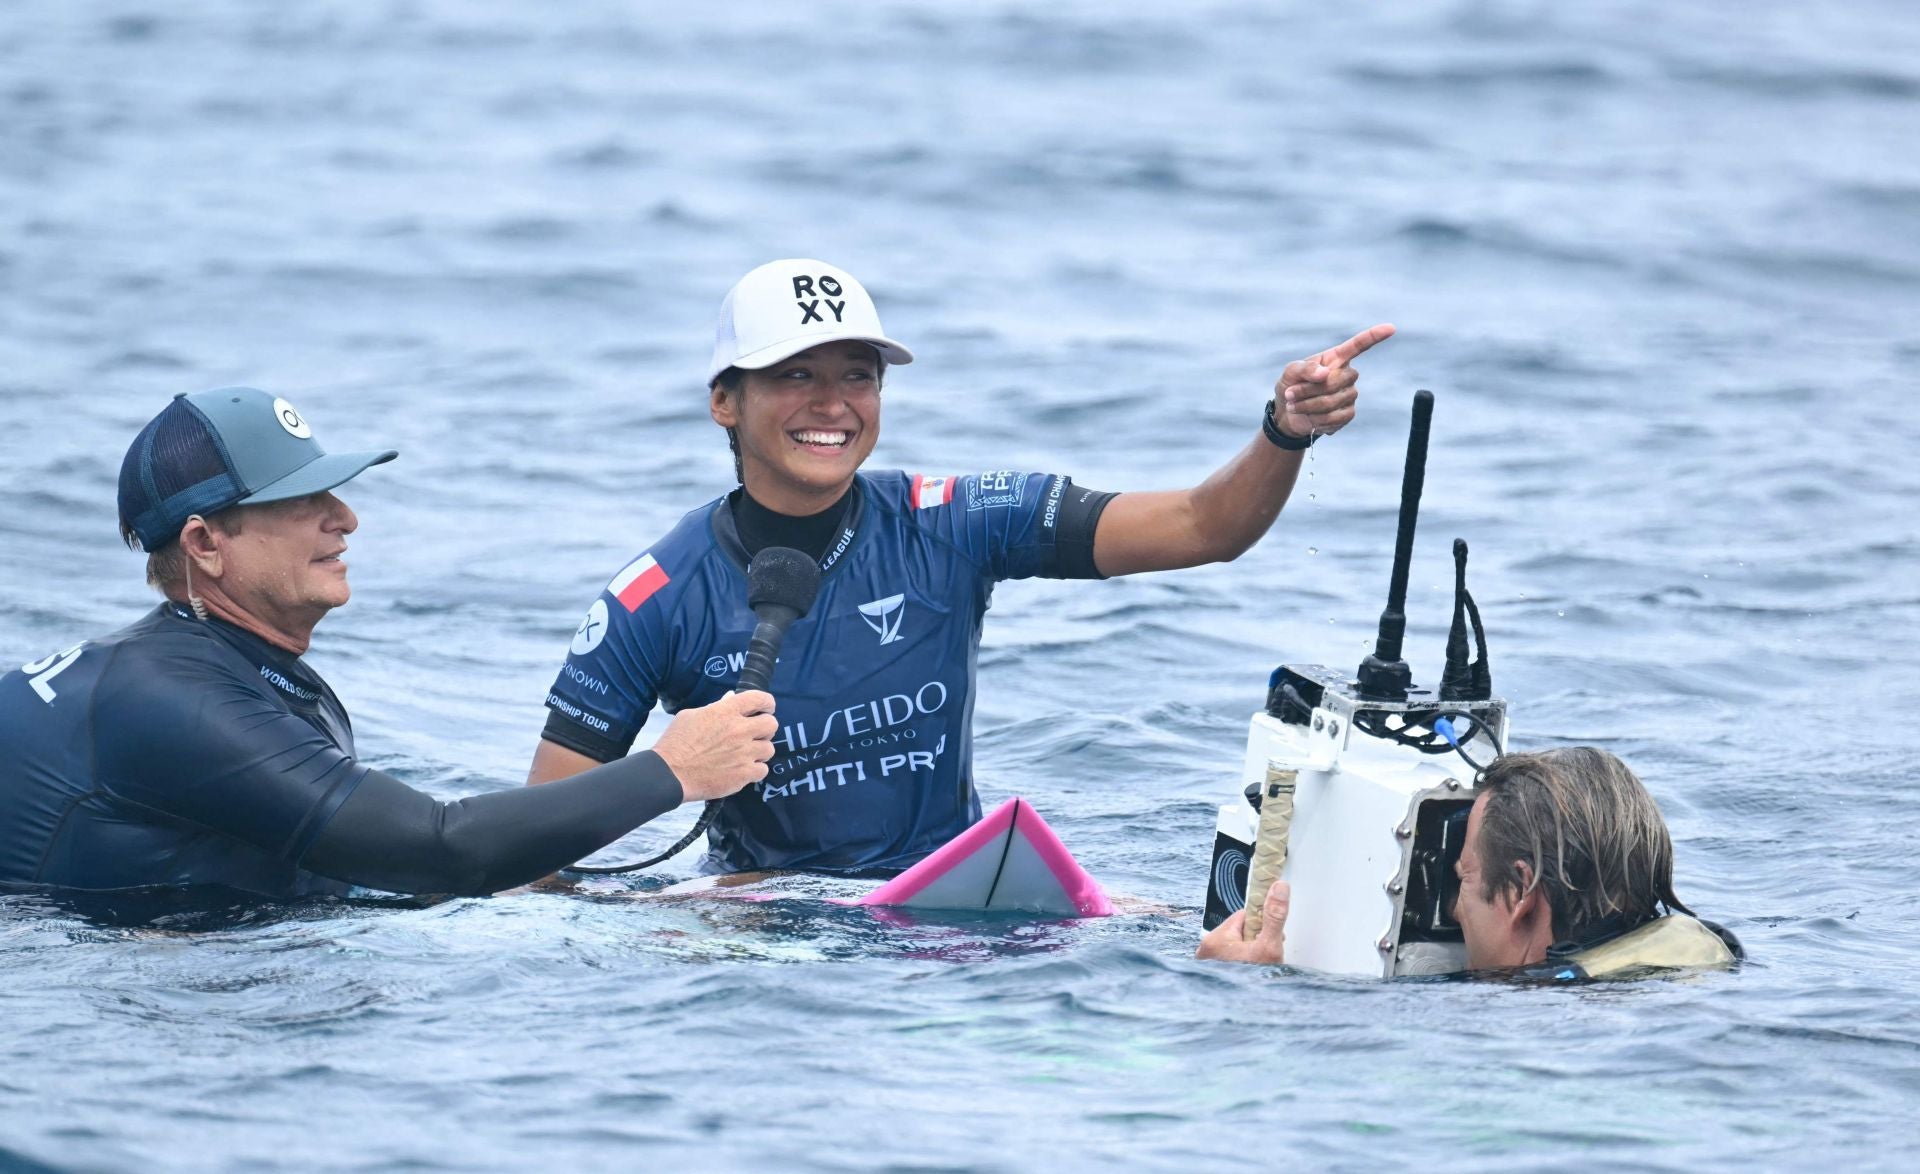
[{"left": 1202, "top": 392, "right": 1509, "bottom": 977}]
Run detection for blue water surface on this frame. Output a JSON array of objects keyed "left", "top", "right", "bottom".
[{"left": 3, "top": 1, "right": 1918, "bottom": 1169}]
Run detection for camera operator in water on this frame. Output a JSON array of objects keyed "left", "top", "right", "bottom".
[
  {"left": 0, "top": 389, "right": 777, "bottom": 900},
  {"left": 1198, "top": 748, "right": 1742, "bottom": 979}
]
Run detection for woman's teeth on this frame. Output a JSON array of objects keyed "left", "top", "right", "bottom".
[{"left": 791, "top": 430, "right": 850, "bottom": 447}]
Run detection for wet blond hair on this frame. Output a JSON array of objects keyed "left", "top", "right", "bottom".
[{"left": 1474, "top": 747, "right": 1690, "bottom": 941}]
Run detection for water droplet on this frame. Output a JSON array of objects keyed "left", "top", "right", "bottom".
[
  {"left": 1703, "top": 573, "right": 1711, "bottom": 579},
  {"left": 1307, "top": 492, "right": 1316, "bottom": 501},
  {"left": 1556, "top": 610, "right": 1565, "bottom": 617},
  {"left": 1307, "top": 546, "right": 1318, "bottom": 555}
]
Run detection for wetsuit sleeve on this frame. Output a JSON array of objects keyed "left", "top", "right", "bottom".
[
  {"left": 925, "top": 472, "right": 1116, "bottom": 581},
  {"left": 302, "top": 752, "right": 682, "bottom": 895},
  {"left": 541, "top": 570, "right": 671, "bottom": 763},
  {"left": 92, "top": 659, "right": 371, "bottom": 865}
]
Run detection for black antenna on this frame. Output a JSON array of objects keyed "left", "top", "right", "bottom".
[
  {"left": 1440, "top": 539, "right": 1473, "bottom": 701},
  {"left": 1439, "top": 537, "right": 1494, "bottom": 702},
  {"left": 1356, "top": 390, "right": 1434, "bottom": 701}
]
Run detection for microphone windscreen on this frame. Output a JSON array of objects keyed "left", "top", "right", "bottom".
[{"left": 746, "top": 546, "right": 822, "bottom": 618}]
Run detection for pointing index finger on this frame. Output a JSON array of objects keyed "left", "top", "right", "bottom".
[{"left": 1323, "top": 323, "right": 1397, "bottom": 367}]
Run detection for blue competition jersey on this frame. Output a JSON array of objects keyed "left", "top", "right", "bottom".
[
  {"left": 0, "top": 605, "right": 367, "bottom": 898},
  {"left": 541, "top": 469, "right": 1112, "bottom": 873}
]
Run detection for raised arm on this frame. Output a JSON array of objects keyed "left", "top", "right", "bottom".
[{"left": 1092, "top": 324, "right": 1394, "bottom": 577}]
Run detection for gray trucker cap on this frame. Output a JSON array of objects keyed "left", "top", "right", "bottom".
[{"left": 118, "top": 387, "right": 398, "bottom": 551}]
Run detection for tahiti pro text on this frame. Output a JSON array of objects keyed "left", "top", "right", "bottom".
[
  {"left": 758, "top": 735, "right": 949, "bottom": 800},
  {"left": 757, "top": 680, "right": 953, "bottom": 800}
]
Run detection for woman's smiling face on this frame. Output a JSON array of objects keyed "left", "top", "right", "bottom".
[{"left": 711, "top": 341, "right": 884, "bottom": 515}]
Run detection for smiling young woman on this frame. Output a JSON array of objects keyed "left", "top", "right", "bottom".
[
  {"left": 528, "top": 257, "right": 1393, "bottom": 877},
  {"left": 710, "top": 340, "right": 885, "bottom": 516}
]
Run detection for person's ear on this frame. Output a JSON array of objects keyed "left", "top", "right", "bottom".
[
  {"left": 178, "top": 515, "right": 224, "bottom": 579},
  {"left": 1507, "top": 859, "right": 1554, "bottom": 942},
  {"left": 710, "top": 382, "right": 739, "bottom": 428}
]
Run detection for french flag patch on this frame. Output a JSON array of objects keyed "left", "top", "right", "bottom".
[
  {"left": 910, "top": 474, "right": 955, "bottom": 510},
  {"left": 608, "top": 553, "right": 669, "bottom": 612}
]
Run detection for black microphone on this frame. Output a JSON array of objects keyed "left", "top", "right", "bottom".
[
  {"left": 566, "top": 546, "right": 821, "bottom": 875},
  {"left": 737, "top": 547, "right": 822, "bottom": 693}
]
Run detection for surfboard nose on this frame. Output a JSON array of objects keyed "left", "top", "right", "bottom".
[{"left": 855, "top": 797, "right": 1114, "bottom": 918}]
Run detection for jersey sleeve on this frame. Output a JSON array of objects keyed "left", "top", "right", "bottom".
[
  {"left": 913, "top": 471, "right": 1116, "bottom": 582},
  {"left": 90, "top": 653, "right": 370, "bottom": 864},
  {"left": 540, "top": 554, "right": 673, "bottom": 763}
]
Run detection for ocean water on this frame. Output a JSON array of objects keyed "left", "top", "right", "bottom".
[{"left": 3, "top": 1, "right": 1919, "bottom": 1169}]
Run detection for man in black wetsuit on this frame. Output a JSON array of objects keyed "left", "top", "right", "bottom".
[
  {"left": 0, "top": 387, "right": 776, "bottom": 901},
  {"left": 1197, "top": 748, "right": 1742, "bottom": 979}
]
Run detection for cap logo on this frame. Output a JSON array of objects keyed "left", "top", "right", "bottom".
[
  {"left": 791, "top": 275, "right": 846, "bottom": 325},
  {"left": 273, "top": 397, "right": 312, "bottom": 439}
]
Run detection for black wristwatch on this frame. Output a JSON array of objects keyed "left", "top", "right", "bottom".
[{"left": 1262, "top": 400, "right": 1315, "bottom": 451}]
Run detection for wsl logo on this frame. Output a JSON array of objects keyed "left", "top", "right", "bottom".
[
  {"left": 858, "top": 594, "right": 906, "bottom": 645},
  {"left": 704, "top": 650, "right": 749, "bottom": 679}
]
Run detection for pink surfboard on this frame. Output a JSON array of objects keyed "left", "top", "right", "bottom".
[{"left": 849, "top": 797, "right": 1114, "bottom": 918}]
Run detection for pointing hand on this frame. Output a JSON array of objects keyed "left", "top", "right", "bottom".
[{"left": 1273, "top": 324, "right": 1395, "bottom": 442}]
